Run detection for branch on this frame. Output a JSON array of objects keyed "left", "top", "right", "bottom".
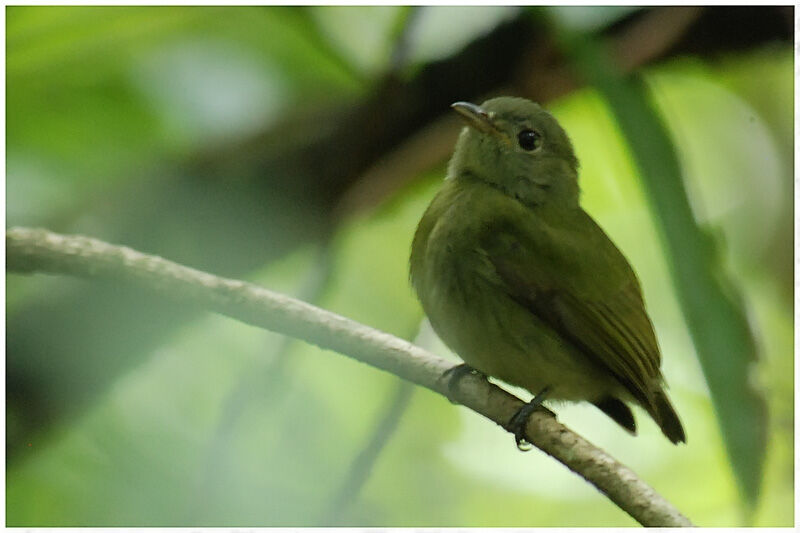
[
  {"left": 321, "top": 380, "right": 415, "bottom": 525},
  {"left": 6, "top": 227, "right": 693, "bottom": 527}
]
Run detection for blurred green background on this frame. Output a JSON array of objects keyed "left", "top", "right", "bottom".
[{"left": 5, "top": 5, "right": 793, "bottom": 527}]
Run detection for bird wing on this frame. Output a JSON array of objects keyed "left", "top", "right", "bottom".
[{"left": 480, "top": 213, "right": 662, "bottom": 409}]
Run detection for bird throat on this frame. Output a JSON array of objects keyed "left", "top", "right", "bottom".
[{"left": 459, "top": 169, "right": 571, "bottom": 212}]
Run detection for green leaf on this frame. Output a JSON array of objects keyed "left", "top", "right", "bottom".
[{"left": 556, "top": 28, "right": 768, "bottom": 512}]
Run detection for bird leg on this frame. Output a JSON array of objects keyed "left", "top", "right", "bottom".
[
  {"left": 439, "top": 363, "right": 486, "bottom": 404},
  {"left": 507, "top": 386, "right": 551, "bottom": 450}
]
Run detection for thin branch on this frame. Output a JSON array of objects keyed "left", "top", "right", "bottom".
[
  {"left": 6, "top": 227, "right": 693, "bottom": 527},
  {"left": 610, "top": 6, "right": 704, "bottom": 72},
  {"left": 321, "top": 380, "right": 415, "bottom": 525}
]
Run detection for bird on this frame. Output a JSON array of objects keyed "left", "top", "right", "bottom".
[{"left": 409, "top": 96, "right": 686, "bottom": 445}]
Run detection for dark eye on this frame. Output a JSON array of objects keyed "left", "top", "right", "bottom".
[{"left": 517, "top": 129, "right": 541, "bottom": 151}]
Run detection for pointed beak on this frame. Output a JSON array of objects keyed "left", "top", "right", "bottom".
[{"left": 451, "top": 101, "right": 498, "bottom": 135}]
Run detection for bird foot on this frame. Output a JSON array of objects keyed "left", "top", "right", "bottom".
[
  {"left": 507, "top": 386, "right": 552, "bottom": 451},
  {"left": 439, "top": 363, "right": 486, "bottom": 404}
]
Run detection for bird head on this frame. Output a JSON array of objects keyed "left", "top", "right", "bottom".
[{"left": 449, "top": 96, "right": 580, "bottom": 208}]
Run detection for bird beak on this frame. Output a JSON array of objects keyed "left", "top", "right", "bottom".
[{"left": 451, "top": 101, "right": 498, "bottom": 135}]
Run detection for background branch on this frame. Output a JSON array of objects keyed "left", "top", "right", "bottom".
[
  {"left": 195, "top": 242, "right": 335, "bottom": 522},
  {"left": 7, "top": 226, "right": 693, "bottom": 527},
  {"left": 335, "top": 6, "right": 705, "bottom": 218},
  {"left": 321, "top": 380, "right": 415, "bottom": 525}
]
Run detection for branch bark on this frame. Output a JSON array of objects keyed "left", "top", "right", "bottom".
[{"left": 6, "top": 226, "right": 693, "bottom": 527}]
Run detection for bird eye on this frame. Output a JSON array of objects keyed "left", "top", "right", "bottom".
[{"left": 517, "top": 129, "right": 541, "bottom": 151}]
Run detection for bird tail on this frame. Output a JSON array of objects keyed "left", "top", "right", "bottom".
[
  {"left": 593, "top": 396, "right": 637, "bottom": 435},
  {"left": 650, "top": 390, "right": 686, "bottom": 444}
]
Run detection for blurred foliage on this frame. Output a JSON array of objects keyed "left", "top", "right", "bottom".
[
  {"left": 5, "top": 5, "right": 793, "bottom": 527},
  {"left": 6, "top": 6, "right": 360, "bottom": 225}
]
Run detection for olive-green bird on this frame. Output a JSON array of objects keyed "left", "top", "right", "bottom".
[{"left": 410, "top": 97, "right": 685, "bottom": 445}]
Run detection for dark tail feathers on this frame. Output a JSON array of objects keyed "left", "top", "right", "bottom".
[
  {"left": 595, "top": 392, "right": 686, "bottom": 444},
  {"left": 651, "top": 390, "right": 686, "bottom": 444},
  {"left": 593, "top": 396, "right": 636, "bottom": 435}
]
